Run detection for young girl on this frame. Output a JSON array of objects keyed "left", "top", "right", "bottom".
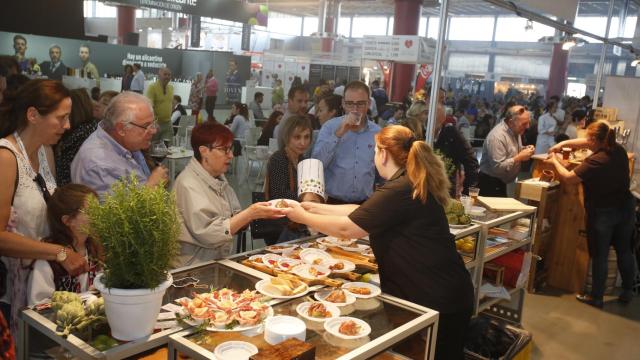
[{"left": 27, "top": 184, "right": 102, "bottom": 306}]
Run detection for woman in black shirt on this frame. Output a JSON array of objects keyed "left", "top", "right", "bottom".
[
  {"left": 548, "top": 121, "right": 635, "bottom": 308},
  {"left": 284, "top": 125, "right": 474, "bottom": 360}
]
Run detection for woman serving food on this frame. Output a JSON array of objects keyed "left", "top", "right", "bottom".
[{"left": 283, "top": 125, "right": 474, "bottom": 360}]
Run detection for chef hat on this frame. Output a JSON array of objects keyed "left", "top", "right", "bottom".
[{"left": 297, "top": 158, "right": 326, "bottom": 200}]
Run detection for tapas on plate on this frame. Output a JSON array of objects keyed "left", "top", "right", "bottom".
[
  {"left": 268, "top": 199, "right": 300, "bottom": 209},
  {"left": 178, "top": 288, "right": 273, "bottom": 332},
  {"left": 341, "top": 282, "right": 381, "bottom": 299},
  {"left": 299, "top": 248, "right": 333, "bottom": 265},
  {"left": 291, "top": 264, "right": 331, "bottom": 280},
  {"left": 314, "top": 289, "right": 357, "bottom": 306},
  {"left": 324, "top": 317, "right": 372, "bottom": 340},
  {"left": 265, "top": 244, "right": 298, "bottom": 253},
  {"left": 261, "top": 254, "right": 282, "bottom": 269},
  {"left": 255, "top": 275, "right": 309, "bottom": 299},
  {"left": 338, "top": 243, "right": 371, "bottom": 253},
  {"left": 321, "top": 258, "right": 356, "bottom": 273},
  {"left": 295, "top": 301, "right": 340, "bottom": 322}
]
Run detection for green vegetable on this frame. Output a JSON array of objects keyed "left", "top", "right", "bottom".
[
  {"left": 445, "top": 199, "right": 465, "bottom": 216},
  {"left": 85, "top": 174, "right": 180, "bottom": 289},
  {"left": 51, "top": 291, "right": 82, "bottom": 312},
  {"left": 458, "top": 214, "right": 471, "bottom": 225},
  {"left": 53, "top": 293, "right": 107, "bottom": 338},
  {"left": 92, "top": 334, "right": 118, "bottom": 351},
  {"left": 447, "top": 213, "right": 459, "bottom": 225},
  {"left": 434, "top": 149, "right": 456, "bottom": 177}
]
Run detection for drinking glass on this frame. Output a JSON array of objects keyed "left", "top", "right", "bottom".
[{"left": 149, "top": 140, "right": 168, "bottom": 165}]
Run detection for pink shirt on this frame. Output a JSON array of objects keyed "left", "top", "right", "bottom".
[{"left": 205, "top": 77, "right": 218, "bottom": 96}]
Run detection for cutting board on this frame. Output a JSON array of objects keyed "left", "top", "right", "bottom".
[
  {"left": 477, "top": 196, "right": 536, "bottom": 212},
  {"left": 241, "top": 260, "right": 343, "bottom": 287}
]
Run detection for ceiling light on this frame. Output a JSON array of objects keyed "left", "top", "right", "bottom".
[
  {"left": 168, "top": 27, "right": 173, "bottom": 31},
  {"left": 148, "top": 27, "right": 153, "bottom": 31},
  {"left": 562, "top": 39, "right": 576, "bottom": 50},
  {"left": 631, "top": 57, "right": 640, "bottom": 67}
]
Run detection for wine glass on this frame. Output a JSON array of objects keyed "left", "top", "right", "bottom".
[{"left": 149, "top": 140, "right": 168, "bottom": 165}]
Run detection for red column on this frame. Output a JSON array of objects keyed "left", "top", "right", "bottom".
[
  {"left": 117, "top": 6, "right": 136, "bottom": 45},
  {"left": 546, "top": 43, "right": 569, "bottom": 98},
  {"left": 321, "top": 15, "right": 335, "bottom": 52},
  {"left": 390, "top": 0, "right": 421, "bottom": 101}
]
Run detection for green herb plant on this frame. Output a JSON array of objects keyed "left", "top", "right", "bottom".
[
  {"left": 86, "top": 174, "right": 180, "bottom": 289},
  {"left": 434, "top": 149, "right": 456, "bottom": 177}
]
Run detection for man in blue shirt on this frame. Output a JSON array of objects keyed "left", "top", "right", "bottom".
[
  {"left": 312, "top": 81, "right": 381, "bottom": 204},
  {"left": 71, "top": 92, "right": 168, "bottom": 196}
]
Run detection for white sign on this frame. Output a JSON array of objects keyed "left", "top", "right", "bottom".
[{"left": 363, "top": 36, "right": 435, "bottom": 63}]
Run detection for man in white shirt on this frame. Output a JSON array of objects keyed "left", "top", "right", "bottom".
[{"left": 130, "top": 63, "right": 145, "bottom": 93}]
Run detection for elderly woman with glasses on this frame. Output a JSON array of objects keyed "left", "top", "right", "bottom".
[{"left": 173, "top": 122, "right": 285, "bottom": 268}]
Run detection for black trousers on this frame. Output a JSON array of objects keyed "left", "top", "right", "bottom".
[
  {"left": 205, "top": 95, "right": 217, "bottom": 117},
  {"left": 478, "top": 172, "right": 507, "bottom": 197},
  {"left": 435, "top": 308, "right": 473, "bottom": 360}
]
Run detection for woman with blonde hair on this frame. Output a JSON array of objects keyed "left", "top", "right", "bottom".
[
  {"left": 548, "top": 120, "right": 635, "bottom": 308},
  {"left": 401, "top": 100, "right": 428, "bottom": 140},
  {"left": 284, "top": 125, "right": 474, "bottom": 360}
]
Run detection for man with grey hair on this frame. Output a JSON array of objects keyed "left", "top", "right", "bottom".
[
  {"left": 71, "top": 92, "right": 168, "bottom": 196},
  {"left": 40, "top": 44, "right": 67, "bottom": 81}
]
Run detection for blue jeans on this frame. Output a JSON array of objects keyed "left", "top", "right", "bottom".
[{"left": 587, "top": 197, "right": 637, "bottom": 300}]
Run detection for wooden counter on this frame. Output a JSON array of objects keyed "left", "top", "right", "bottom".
[{"left": 531, "top": 153, "right": 635, "bottom": 293}]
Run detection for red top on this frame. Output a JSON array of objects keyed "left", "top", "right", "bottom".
[{"left": 205, "top": 77, "right": 218, "bottom": 96}]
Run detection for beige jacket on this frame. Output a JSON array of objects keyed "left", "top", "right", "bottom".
[{"left": 173, "top": 158, "right": 240, "bottom": 268}]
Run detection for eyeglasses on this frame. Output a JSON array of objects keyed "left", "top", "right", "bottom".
[
  {"left": 343, "top": 101, "right": 369, "bottom": 109},
  {"left": 208, "top": 145, "right": 233, "bottom": 155},
  {"left": 128, "top": 120, "right": 158, "bottom": 132}
]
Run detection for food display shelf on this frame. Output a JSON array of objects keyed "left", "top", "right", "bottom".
[
  {"left": 483, "top": 237, "right": 532, "bottom": 263},
  {"left": 17, "top": 262, "right": 264, "bottom": 360},
  {"left": 168, "top": 293, "right": 438, "bottom": 360}
]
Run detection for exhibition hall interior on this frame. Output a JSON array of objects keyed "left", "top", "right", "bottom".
[{"left": 0, "top": 0, "right": 639, "bottom": 359}]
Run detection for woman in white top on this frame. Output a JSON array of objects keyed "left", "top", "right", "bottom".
[
  {"left": 27, "top": 184, "right": 102, "bottom": 306},
  {"left": 173, "top": 122, "right": 284, "bottom": 267},
  {"left": 228, "top": 102, "right": 250, "bottom": 139},
  {"left": 0, "top": 79, "right": 88, "bottom": 331},
  {"left": 535, "top": 99, "right": 560, "bottom": 154}
]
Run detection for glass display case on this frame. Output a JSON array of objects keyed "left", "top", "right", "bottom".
[{"left": 168, "top": 292, "right": 438, "bottom": 360}]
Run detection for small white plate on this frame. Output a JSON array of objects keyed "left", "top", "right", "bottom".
[
  {"left": 295, "top": 301, "right": 340, "bottom": 322},
  {"left": 300, "top": 242, "right": 327, "bottom": 250},
  {"left": 341, "top": 282, "right": 381, "bottom": 299},
  {"left": 214, "top": 341, "right": 258, "bottom": 360},
  {"left": 321, "top": 259, "right": 356, "bottom": 273},
  {"left": 277, "top": 258, "right": 302, "bottom": 271},
  {"left": 317, "top": 236, "right": 356, "bottom": 247},
  {"left": 268, "top": 199, "right": 300, "bottom": 209},
  {"left": 255, "top": 279, "right": 309, "bottom": 299},
  {"left": 248, "top": 255, "right": 265, "bottom": 266},
  {"left": 314, "top": 289, "right": 356, "bottom": 306},
  {"left": 265, "top": 244, "right": 298, "bottom": 253},
  {"left": 291, "top": 264, "right": 331, "bottom": 280},
  {"left": 338, "top": 244, "right": 371, "bottom": 253},
  {"left": 261, "top": 254, "right": 282, "bottom": 269},
  {"left": 299, "top": 248, "right": 333, "bottom": 265},
  {"left": 324, "top": 317, "right": 371, "bottom": 340}
]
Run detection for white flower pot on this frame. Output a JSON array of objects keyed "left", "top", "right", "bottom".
[{"left": 94, "top": 273, "right": 173, "bottom": 341}]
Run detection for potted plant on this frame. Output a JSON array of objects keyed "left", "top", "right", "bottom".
[{"left": 86, "top": 175, "right": 180, "bottom": 341}]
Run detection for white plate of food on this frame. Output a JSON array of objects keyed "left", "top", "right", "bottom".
[
  {"left": 299, "top": 248, "right": 333, "bottom": 265},
  {"left": 255, "top": 276, "right": 309, "bottom": 299},
  {"left": 300, "top": 242, "right": 327, "bottom": 250},
  {"left": 324, "top": 317, "right": 371, "bottom": 340},
  {"left": 214, "top": 341, "right": 258, "bottom": 360},
  {"left": 296, "top": 301, "right": 340, "bottom": 322},
  {"left": 338, "top": 243, "right": 371, "bottom": 253},
  {"left": 178, "top": 289, "right": 273, "bottom": 332},
  {"left": 248, "top": 254, "right": 265, "bottom": 266},
  {"left": 265, "top": 244, "right": 298, "bottom": 253},
  {"left": 317, "top": 236, "right": 357, "bottom": 247},
  {"left": 261, "top": 254, "right": 282, "bottom": 269},
  {"left": 314, "top": 289, "right": 357, "bottom": 306},
  {"left": 321, "top": 258, "right": 356, "bottom": 273},
  {"left": 341, "top": 282, "right": 381, "bottom": 299},
  {"left": 268, "top": 199, "right": 300, "bottom": 209},
  {"left": 291, "top": 263, "right": 331, "bottom": 280},
  {"left": 277, "top": 258, "right": 302, "bottom": 271}
]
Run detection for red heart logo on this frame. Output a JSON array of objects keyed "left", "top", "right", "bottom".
[{"left": 404, "top": 40, "right": 413, "bottom": 48}]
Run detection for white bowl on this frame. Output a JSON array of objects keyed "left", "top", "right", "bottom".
[
  {"left": 468, "top": 206, "right": 486, "bottom": 217},
  {"left": 264, "top": 315, "right": 306, "bottom": 345},
  {"left": 324, "top": 316, "right": 371, "bottom": 340},
  {"left": 214, "top": 341, "right": 258, "bottom": 360},
  {"left": 299, "top": 248, "right": 333, "bottom": 265},
  {"left": 341, "top": 282, "right": 381, "bottom": 299}
]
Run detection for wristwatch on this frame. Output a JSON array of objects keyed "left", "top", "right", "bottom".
[{"left": 56, "top": 247, "right": 68, "bottom": 263}]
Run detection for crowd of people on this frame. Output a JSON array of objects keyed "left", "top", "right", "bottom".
[{"left": 0, "top": 48, "right": 633, "bottom": 359}]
